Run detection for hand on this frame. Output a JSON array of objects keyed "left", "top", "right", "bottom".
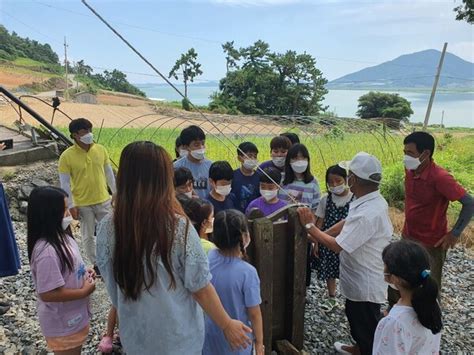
[
  {"left": 255, "top": 342, "right": 265, "bottom": 355},
  {"left": 86, "top": 267, "right": 96, "bottom": 281},
  {"left": 223, "top": 319, "right": 252, "bottom": 351},
  {"left": 312, "top": 242, "right": 319, "bottom": 258},
  {"left": 297, "top": 207, "right": 316, "bottom": 226},
  {"left": 0, "top": 143, "right": 5, "bottom": 151},
  {"left": 434, "top": 231, "right": 459, "bottom": 250},
  {"left": 69, "top": 207, "right": 79, "bottom": 220},
  {"left": 111, "top": 193, "right": 116, "bottom": 207},
  {"left": 81, "top": 277, "right": 96, "bottom": 297}
]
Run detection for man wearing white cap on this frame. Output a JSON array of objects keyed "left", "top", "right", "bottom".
[{"left": 298, "top": 152, "right": 393, "bottom": 355}]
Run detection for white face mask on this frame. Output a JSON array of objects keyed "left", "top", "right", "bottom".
[
  {"left": 184, "top": 191, "right": 193, "bottom": 198},
  {"left": 290, "top": 160, "right": 308, "bottom": 174},
  {"left": 329, "top": 184, "right": 346, "bottom": 195},
  {"left": 179, "top": 149, "right": 188, "bottom": 158},
  {"left": 243, "top": 233, "right": 251, "bottom": 249},
  {"left": 384, "top": 273, "right": 399, "bottom": 290},
  {"left": 403, "top": 155, "right": 421, "bottom": 171},
  {"left": 388, "top": 283, "right": 399, "bottom": 290},
  {"left": 79, "top": 132, "right": 94, "bottom": 145},
  {"left": 215, "top": 184, "right": 232, "bottom": 196},
  {"left": 272, "top": 157, "right": 286, "bottom": 168},
  {"left": 243, "top": 159, "right": 258, "bottom": 170},
  {"left": 190, "top": 148, "right": 206, "bottom": 160},
  {"left": 260, "top": 189, "right": 278, "bottom": 202},
  {"left": 62, "top": 215, "right": 74, "bottom": 230}
]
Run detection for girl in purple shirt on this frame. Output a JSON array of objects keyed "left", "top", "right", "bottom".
[{"left": 27, "top": 186, "right": 96, "bottom": 354}]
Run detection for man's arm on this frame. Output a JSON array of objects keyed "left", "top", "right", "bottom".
[
  {"left": 435, "top": 193, "right": 474, "bottom": 249},
  {"left": 59, "top": 173, "right": 74, "bottom": 208}
]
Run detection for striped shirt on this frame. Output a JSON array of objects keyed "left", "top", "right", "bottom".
[{"left": 278, "top": 178, "right": 321, "bottom": 211}]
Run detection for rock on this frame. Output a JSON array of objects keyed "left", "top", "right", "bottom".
[
  {"left": 19, "top": 201, "right": 28, "bottom": 214},
  {"left": 19, "top": 185, "right": 34, "bottom": 200},
  {"left": 31, "top": 179, "right": 49, "bottom": 188}
]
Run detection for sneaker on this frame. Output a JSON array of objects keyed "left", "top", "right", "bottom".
[
  {"left": 321, "top": 297, "right": 337, "bottom": 312},
  {"left": 94, "top": 265, "right": 102, "bottom": 278},
  {"left": 98, "top": 335, "right": 113, "bottom": 353},
  {"left": 334, "top": 341, "right": 352, "bottom": 354}
]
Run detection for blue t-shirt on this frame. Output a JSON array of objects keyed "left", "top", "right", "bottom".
[
  {"left": 173, "top": 156, "right": 213, "bottom": 200},
  {"left": 207, "top": 193, "right": 237, "bottom": 214},
  {"left": 231, "top": 169, "right": 260, "bottom": 213},
  {"left": 203, "top": 249, "right": 261, "bottom": 355}
]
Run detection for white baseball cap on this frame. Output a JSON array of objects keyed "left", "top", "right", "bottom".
[{"left": 339, "top": 152, "right": 382, "bottom": 184}]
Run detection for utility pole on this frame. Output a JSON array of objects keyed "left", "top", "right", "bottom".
[
  {"left": 441, "top": 110, "right": 444, "bottom": 128},
  {"left": 423, "top": 42, "right": 447, "bottom": 131},
  {"left": 64, "top": 37, "right": 69, "bottom": 101}
]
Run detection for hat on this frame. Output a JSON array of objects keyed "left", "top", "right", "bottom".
[{"left": 339, "top": 152, "right": 382, "bottom": 184}]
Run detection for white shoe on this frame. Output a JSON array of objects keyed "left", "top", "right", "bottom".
[{"left": 334, "top": 341, "right": 352, "bottom": 354}]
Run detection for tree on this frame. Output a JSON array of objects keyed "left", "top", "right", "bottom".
[
  {"left": 454, "top": 0, "right": 473, "bottom": 24},
  {"left": 210, "top": 40, "right": 328, "bottom": 116},
  {"left": 222, "top": 41, "right": 241, "bottom": 73},
  {"left": 168, "top": 48, "right": 203, "bottom": 101},
  {"left": 75, "top": 60, "right": 93, "bottom": 76},
  {"left": 356, "top": 92, "right": 413, "bottom": 122}
]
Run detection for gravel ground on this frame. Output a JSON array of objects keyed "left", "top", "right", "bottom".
[{"left": 1, "top": 162, "right": 473, "bottom": 354}]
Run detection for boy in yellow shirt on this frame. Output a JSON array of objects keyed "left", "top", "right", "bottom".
[{"left": 58, "top": 118, "right": 116, "bottom": 272}]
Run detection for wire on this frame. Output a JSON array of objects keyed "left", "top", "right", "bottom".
[{"left": 81, "top": 0, "right": 301, "bottom": 205}]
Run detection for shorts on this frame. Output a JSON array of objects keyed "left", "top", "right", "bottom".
[{"left": 45, "top": 325, "right": 89, "bottom": 352}]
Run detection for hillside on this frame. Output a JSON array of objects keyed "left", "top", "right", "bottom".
[{"left": 328, "top": 49, "right": 474, "bottom": 89}]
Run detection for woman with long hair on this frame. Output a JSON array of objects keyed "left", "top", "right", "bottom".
[{"left": 97, "top": 141, "right": 252, "bottom": 354}]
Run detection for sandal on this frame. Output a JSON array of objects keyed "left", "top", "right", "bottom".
[{"left": 98, "top": 335, "right": 113, "bottom": 353}]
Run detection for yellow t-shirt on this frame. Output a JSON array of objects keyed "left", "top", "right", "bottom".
[
  {"left": 58, "top": 143, "right": 111, "bottom": 207},
  {"left": 200, "top": 239, "right": 216, "bottom": 255}
]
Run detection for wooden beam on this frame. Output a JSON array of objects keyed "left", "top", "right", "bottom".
[{"left": 275, "top": 340, "right": 300, "bottom": 355}]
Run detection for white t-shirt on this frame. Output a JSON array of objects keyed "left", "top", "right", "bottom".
[
  {"left": 315, "top": 192, "right": 354, "bottom": 218},
  {"left": 373, "top": 305, "right": 441, "bottom": 355},
  {"left": 335, "top": 191, "right": 393, "bottom": 303}
]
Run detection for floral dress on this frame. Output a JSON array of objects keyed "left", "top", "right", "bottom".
[{"left": 315, "top": 192, "right": 354, "bottom": 281}]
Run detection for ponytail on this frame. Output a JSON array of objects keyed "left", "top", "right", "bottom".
[{"left": 411, "top": 275, "right": 443, "bottom": 334}]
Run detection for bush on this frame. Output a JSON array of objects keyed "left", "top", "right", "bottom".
[
  {"left": 182, "top": 98, "right": 191, "bottom": 111},
  {"left": 380, "top": 163, "right": 405, "bottom": 209}
]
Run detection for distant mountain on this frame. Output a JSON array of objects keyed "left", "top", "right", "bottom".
[{"left": 328, "top": 49, "right": 474, "bottom": 89}]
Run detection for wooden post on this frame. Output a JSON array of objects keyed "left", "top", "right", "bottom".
[
  {"left": 252, "top": 217, "right": 274, "bottom": 355},
  {"left": 423, "top": 42, "right": 447, "bottom": 131},
  {"left": 287, "top": 208, "right": 307, "bottom": 349}
]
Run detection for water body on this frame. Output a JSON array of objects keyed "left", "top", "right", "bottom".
[{"left": 135, "top": 83, "right": 474, "bottom": 128}]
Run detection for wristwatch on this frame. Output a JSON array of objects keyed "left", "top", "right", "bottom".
[{"left": 305, "top": 223, "right": 315, "bottom": 231}]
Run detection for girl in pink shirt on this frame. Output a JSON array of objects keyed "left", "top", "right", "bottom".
[{"left": 27, "top": 186, "right": 96, "bottom": 354}]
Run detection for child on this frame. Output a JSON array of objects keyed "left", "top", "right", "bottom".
[
  {"left": 280, "top": 132, "right": 300, "bottom": 146},
  {"left": 207, "top": 161, "right": 236, "bottom": 214},
  {"left": 27, "top": 186, "right": 96, "bottom": 355},
  {"left": 174, "top": 167, "right": 197, "bottom": 198},
  {"left": 258, "top": 136, "right": 292, "bottom": 173},
  {"left": 173, "top": 136, "right": 188, "bottom": 162},
  {"left": 314, "top": 165, "right": 354, "bottom": 311},
  {"left": 203, "top": 209, "right": 264, "bottom": 355},
  {"left": 173, "top": 125, "right": 213, "bottom": 199},
  {"left": 246, "top": 167, "right": 287, "bottom": 217},
  {"left": 178, "top": 195, "right": 216, "bottom": 254},
  {"left": 373, "top": 239, "right": 442, "bottom": 354},
  {"left": 232, "top": 142, "right": 261, "bottom": 213},
  {"left": 279, "top": 143, "right": 321, "bottom": 211}
]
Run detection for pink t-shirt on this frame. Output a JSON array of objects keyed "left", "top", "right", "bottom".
[{"left": 30, "top": 237, "right": 90, "bottom": 337}]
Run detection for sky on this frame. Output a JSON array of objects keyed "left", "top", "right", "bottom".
[{"left": 0, "top": 0, "right": 473, "bottom": 84}]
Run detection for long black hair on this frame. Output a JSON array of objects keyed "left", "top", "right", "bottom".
[
  {"left": 283, "top": 143, "right": 314, "bottom": 185},
  {"left": 382, "top": 240, "right": 442, "bottom": 334},
  {"left": 27, "top": 186, "right": 74, "bottom": 273},
  {"left": 213, "top": 209, "right": 249, "bottom": 256},
  {"left": 325, "top": 164, "right": 348, "bottom": 192}
]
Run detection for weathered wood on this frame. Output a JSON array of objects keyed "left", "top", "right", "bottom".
[
  {"left": 287, "top": 208, "right": 307, "bottom": 350},
  {"left": 275, "top": 340, "right": 300, "bottom": 355},
  {"left": 251, "top": 217, "right": 274, "bottom": 355}
]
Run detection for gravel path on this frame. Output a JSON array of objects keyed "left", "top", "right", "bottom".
[{"left": 1, "top": 162, "right": 473, "bottom": 354}]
